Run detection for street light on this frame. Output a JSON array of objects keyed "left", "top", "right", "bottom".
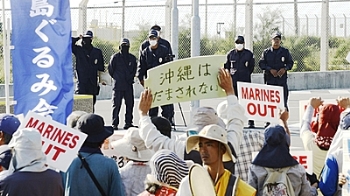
[{"left": 217, "top": 22, "right": 224, "bottom": 35}]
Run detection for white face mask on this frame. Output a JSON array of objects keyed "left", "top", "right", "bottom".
[
  {"left": 149, "top": 40, "right": 157, "bottom": 47},
  {"left": 235, "top": 44, "right": 244, "bottom": 51}
]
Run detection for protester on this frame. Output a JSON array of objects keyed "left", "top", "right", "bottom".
[
  {"left": 138, "top": 149, "right": 189, "bottom": 196},
  {"left": 224, "top": 35, "right": 255, "bottom": 128},
  {"left": 177, "top": 124, "right": 256, "bottom": 195},
  {"left": 0, "top": 114, "right": 20, "bottom": 145},
  {"left": 66, "top": 110, "right": 87, "bottom": 128},
  {"left": 72, "top": 30, "right": 105, "bottom": 110},
  {"left": 248, "top": 125, "right": 316, "bottom": 196},
  {"left": 319, "top": 100, "right": 350, "bottom": 196},
  {"left": 138, "top": 68, "right": 244, "bottom": 168},
  {"left": 111, "top": 127, "right": 154, "bottom": 196},
  {"left": 138, "top": 29, "right": 175, "bottom": 125},
  {"left": 0, "top": 145, "right": 13, "bottom": 181},
  {"left": 300, "top": 97, "right": 342, "bottom": 177},
  {"left": 0, "top": 128, "right": 63, "bottom": 196},
  {"left": 62, "top": 113, "right": 124, "bottom": 196},
  {"left": 108, "top": 38, "right": 138, "bottom": 130}
]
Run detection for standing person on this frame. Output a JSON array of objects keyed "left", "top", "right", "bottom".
[
  {"left": 259, "top": 32, "right": 294, "bottom": 128},
  {"left": 72, "top": 30, "right": 105, "bottom": 110},
  {"left": 62, "top": 113, "right": 124, "bottom": 196},
  {"left": 108, "top": 38, "right": 138, "bottom": 130},
  {"left": 0, "top": 128, "right": 63, "bottom": 196},
  {"left": 139, "top": 25, "right": 172, "bottom": 57},
  {"left": 224, "top": 35, "right": 255, "bottom": 128},
  {"left": 138, "top": 30, "right": 175, "bottom": 125}
]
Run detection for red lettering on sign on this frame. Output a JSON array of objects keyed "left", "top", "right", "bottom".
[
  {"left": 247, "top": 103, "right": 256, "bottom": 115},
  {"left": 69, "top": 135, "right": 79, "bottom": 149},
  {"left": 240, "top": 87, "right": 281, "bottom": 103},
  {"left": 25, "top": 117, "right": 39, "bottom": 128},
  {"left": 246, "top": 103, "right": 277, "bottom": 117}
]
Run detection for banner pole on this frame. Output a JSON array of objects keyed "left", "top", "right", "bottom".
[
  {"left": 1, "top": 0, "right": 9, "bottom": 113},
  {"left": 5, "top": 17, "right": 11, "bottom": 114}
]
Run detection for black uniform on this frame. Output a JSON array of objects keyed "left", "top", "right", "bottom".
[
  {"left": 259, "top": 46, "right": 294, "bottom": 110},
  {"left": 138, "top": 44, "right": 174, "bottom": 123},
  {"left": 108, "top": 52, "right": 137, "bottom": 128},
  {"left": 72, "top": 37, "right": 104, "bottom": 106},
  {"left": 224, "top": 48, "right": 255, "bottom": 96}
]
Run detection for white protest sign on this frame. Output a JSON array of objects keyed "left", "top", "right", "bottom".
[
  {"left": 342, "top": 132, "right": 350, "bottom": 195},
  {"left": 144, "top": 55, "right": 227, "bottom": 108},
  {"left": 237, "top": 82, "right": 284, "bottom": 123},
  {"left": 298, "top": 99, "right": 345, "bottom": 123},
  {"left": 18, "top": 111, "right": 87, "bottom": 172},
  {"left": 252, "top": 151, "right": 313, "bottom": 174}
]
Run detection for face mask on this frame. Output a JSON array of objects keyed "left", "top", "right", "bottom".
[
  {"left": 82, "top": 38, "right": 92, "bottom": 47},
  {"left": 120, "top": 45, "right": 129, "bottom": 54},
  {"left": 235, "top": 44, "right": 244, "bottom": 51},
  {"left": 149, "top": 40, "right": 157, "bottom": 47}
]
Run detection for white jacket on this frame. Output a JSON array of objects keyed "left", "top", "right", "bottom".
[{"left": 138, "top": 95, "right": 245, "bottom": 160}]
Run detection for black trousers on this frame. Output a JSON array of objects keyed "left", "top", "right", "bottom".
[
  {"left": 112, "top": 88, "right": 134, "bottom": 126},
  {"left": 149, "top": 104, "right": 175, "bottom": 122}
]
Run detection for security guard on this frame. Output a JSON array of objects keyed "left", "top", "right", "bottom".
[
  {"left": 259, "top": 32, "right": 294, "bottom": 127},
  {"left": 224, "top": 35, "right": 255, "bottom": 128},
  {"left": 72, "top": 30, "right": 105, "bottom": 110},
  {"left": 138, "top": 30, "right": 175, "bottom": 125},
  {"left": 108, "top": 38, "right": 137, "bottom": 130},
  {"left": 139, "top": 25, "right": 172, "bottom": 57}
]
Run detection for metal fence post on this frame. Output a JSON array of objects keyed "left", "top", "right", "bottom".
[
  {"left": 245, "top": 0, "right": 253, "bottom": 50},
  {"left": 190, "top": 0, "right": 200, "bottom": 123},
  {"left": 344, "top": 14, "right": 347, "bottom": 37},
  {"left": 171, "top": 0, "right": 178, "bottom": 59},
  {"left": 320, "top": 0, "right": 329, "bottom": 71},
  {"left": 78, "top": 0, "right": 89, "bottom": 34}
]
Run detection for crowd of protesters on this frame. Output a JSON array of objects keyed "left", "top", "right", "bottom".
[{"left": 0, "top": 27, "right": 348, "bottom": 196}]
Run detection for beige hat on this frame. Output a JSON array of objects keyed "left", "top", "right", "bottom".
[
  {"left": 186, "top": 124, "right": 235, "bottom": 162},
  {"left": 188, "top": 107, "right": 226, "bottom": 132},
  {"left": 111, "top": 128, "right": 154, "bottom": 161}
]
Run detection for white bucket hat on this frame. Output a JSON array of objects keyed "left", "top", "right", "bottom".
[
  {"left": 187, "top": 107, "right": 226, "bottom": 132},
  {"left": 111, "top": 128, "right": 154, "bottom": 161},
  {"left": 186, "top": 124, "right": 235, "bottom": 162}
]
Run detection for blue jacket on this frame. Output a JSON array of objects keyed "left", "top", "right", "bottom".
[
  {"left": 72, "top": 37, "right": 105, "bottom": 95},
  {"left": 108, "top": 52, "right": 137, "bottom": 91},
  {"left": 258, "top": 46, "right": 293, "bottom": 85},
  {"left": 62, "top": 147, "right": 124, "bottom": 196},
  {"left": 319, "top": 150, "right": 342, "bottom": 196},
  {"left": 224, "top": 49, "right": 255, "bottom": 83},
  {"left": 138, "top": 44, "right": 171, "bottom": 82}
]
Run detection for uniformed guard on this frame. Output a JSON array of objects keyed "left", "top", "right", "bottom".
[
  {"left": 224, "top": 35, "right": 255, "bottom": 128},
  {"left": 139, "top": 25, "right": 172, "bottom": 58},
  {"left": 72, "top": 30, "right": 105, "bottom": 111},
  {"left": 138, "top": 30, "right": 175, "bottom": 126},
  {"left": 259, "top": 32, "right": 294, "bottom": 127},
  {"left": 108, "top": 38, "right": 138, "bottom": 130}
]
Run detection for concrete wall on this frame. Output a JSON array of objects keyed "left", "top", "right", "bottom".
[{"left": 2, "top": 70, "right": 350, "bottom": 101}]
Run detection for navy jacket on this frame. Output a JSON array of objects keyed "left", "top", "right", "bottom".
[
  {"left": 258, "top": 46, "right": 294, "bottom": 85},
  {"left": 224, "top": 49, "right": 255, "bottom": 83},
  {"left": 72, "top": 37, "right": 105, "bottom": 94},
  {"left": 138, "top": 44, "right": 171, "bottom": 82},
  {"left": 108, "top": 52, "right": 137, "bottom": 91}
]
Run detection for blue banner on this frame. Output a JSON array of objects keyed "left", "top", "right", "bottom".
[{"left": 11, "top": 0, "right": 73, "bottom": 124}]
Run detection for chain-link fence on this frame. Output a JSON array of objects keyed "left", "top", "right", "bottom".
[{"left": 0, "top": 0, "right": 349, "bottom": 83}]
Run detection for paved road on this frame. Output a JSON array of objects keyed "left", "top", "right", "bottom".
[{"left": 94, "top": 89, "right": 350, "bottom": 149}]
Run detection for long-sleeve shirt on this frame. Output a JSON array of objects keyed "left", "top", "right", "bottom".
[
  {"left": 300, "top": 105, "right": 328, "bottom": 177},
  {"left": 319, "top": 149, "right": 342, "bottom": 196},
  {"left": 120, "top": 161, "right": 151, "bottom": 196}
]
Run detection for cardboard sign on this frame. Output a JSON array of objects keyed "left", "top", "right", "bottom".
[
  {"left": 252, "top": 151, "right": 313, "bottom": 174},
  {"left": 299, "top": 99, "right": 345, "bottom": 123},
  {"left": 18, "top": 111, "right": 87, "bottom": 172},
  {"left": 144, "top": 55, "right": 227, "bottom": 108},
  {"left": 237, "top": 82, "right": 284, "bottom": 123}
]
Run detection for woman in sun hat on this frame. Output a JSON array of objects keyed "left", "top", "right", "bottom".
[{"left": 111, "top": 127, "right": 154, "bottom": 196}]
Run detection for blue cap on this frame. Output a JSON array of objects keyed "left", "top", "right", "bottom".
[
  {"left": 235, "top": 35, "right": 245, "bottom": 43},
  {"left": 148, "top": 30, "right": 158, "bottom": 38},
  {"left": 0, "top": 114, "right": 20, "bottom": 135},
  {"left": 83, "top": 30, "right": 93, "bottom": 38},
  {"left": 271, "top": 32, "right": 282, "bottom": 39},
  {"left": 120, "top": 38, "right": 130, "bottom": 46}
]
